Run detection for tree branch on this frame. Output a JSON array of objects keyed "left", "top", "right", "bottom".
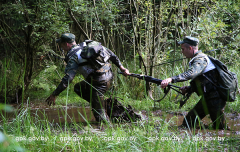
[{"left": 67, "top": 8, "right": 89, "bottom": 40}]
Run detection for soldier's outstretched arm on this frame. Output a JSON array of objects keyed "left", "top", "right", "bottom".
[
  {"left": 119, "top": 65, "right": 130, "bottom": 76},
  {"left": 45, "top": 55, "right": 79, "bottom": 106},
  {"left": 105, "top": 47, "right": 130, "bottom": 76}
]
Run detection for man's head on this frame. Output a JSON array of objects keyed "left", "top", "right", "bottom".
[
  {"left": 56, "top": 33, "right": 76, "bottom": 52},
  {"left": 178, "top": 36, "right": 199, "bottom": 58}
]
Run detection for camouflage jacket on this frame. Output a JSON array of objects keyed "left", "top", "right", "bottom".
[
  {"left": 52, "top": 45, "right": 123, "bottom": 96},
  {"left": 172, "top": 50, "right": 219, "bottom": 95},
  {"left": 171, "top": 50, "right": 208, "bottom": 83}
]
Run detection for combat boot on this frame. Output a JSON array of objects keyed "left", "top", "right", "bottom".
[
  {"left": 92, "top": 109, "right": 113, "bottom": 129},
  {"left": 91, "top": 97, "right": 112, "bottom": 125},
  {"left": 93, "top": 109, "right": 111, "bottom": 122}
]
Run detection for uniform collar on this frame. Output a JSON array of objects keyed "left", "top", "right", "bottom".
[
  {"left": 193, "top": 50, "right": 203, "bottom": 58},
  {"left": 67, "top": 44, "right": 78, "bottom": 54},
  {"left": 70, "top": 44, "right": 77, "bottom": 51},
  {"left": 189, "top": 50, "right": 205, "bottom": 66}
]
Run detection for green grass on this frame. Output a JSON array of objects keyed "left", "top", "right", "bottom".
[
  {"left": 0, "top": 103, "right": 239, "bottom": 151},
  {"left": 1, "top": 59, "right": 240, "bottom": 151}
]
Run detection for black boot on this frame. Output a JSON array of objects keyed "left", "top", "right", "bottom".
[
  {"left": 93, "top": 109, "right": 111, "bottom": 123},
  {"left": 92, "top": 109, "right": 113, "bottom": 130}
]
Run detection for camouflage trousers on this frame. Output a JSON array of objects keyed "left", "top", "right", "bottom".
[
  {"left": 182, "top": 91, "right": 226, "bottom": 129},
  {"left": 183, "top": 69, "right": 227, "bottom": 129},
  {"left": 74, "top": 72, "right": 113, "bottom": 122}
]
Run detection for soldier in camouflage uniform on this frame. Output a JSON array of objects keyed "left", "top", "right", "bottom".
[
  {"left": 45, "top": 33, "right": 130, "bottom": 123},
  {"left": 161, "top": 36, "right": 227, "bottom": 129}
]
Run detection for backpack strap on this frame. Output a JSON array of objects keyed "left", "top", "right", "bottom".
[
  {"left": 202, "top": 73, "right": 217, "bottom": 86},
  {"left": 64, "top": 46, "right": 82, "bottom": 63}
]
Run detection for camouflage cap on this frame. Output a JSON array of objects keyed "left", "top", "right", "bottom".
[
  {"left": 178, "top": 36, "right": 199, "bottom": 46},
  {"left": 56, "top": 33, "right": 75, "bottom": 43}
]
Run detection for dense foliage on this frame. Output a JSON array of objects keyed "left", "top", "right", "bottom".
[{"left": 0, "top": 0, "right": 239, "bottom": 101}]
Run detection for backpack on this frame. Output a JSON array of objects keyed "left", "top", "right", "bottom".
[
  {"left": 203, "top": 56, "right": 238, "bottom": 102},
  {"left": 64, "top": 40, "right": 111, "bottom": 70},
  {"left": 80, "top": 40, "right": 111, "bottom": 70}
]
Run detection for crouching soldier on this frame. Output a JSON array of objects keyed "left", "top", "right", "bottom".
[
  {"left": 161, "top": 36, "right": 227, "bottom": 130},
  {"left": 45, "top": 33, "right": 130, "bottom": 123}
]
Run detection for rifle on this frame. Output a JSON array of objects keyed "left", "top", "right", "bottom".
[
  {"left": 119, "top": 72, "right": 187, "bottom": 103},
  {"left": 119, "top": 72, "right": 192, "bottom": 107}
]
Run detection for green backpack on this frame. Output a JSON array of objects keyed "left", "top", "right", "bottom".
[
  {"left": 80, "top": 40, "right": 110, "bottom": 69},
  {"left": 203, "top": 56, "right": 238, "bottom": 102}
]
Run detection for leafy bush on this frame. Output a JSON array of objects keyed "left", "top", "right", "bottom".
[{"left": 30, "top": 65, "right": 61, "bottom": 91}]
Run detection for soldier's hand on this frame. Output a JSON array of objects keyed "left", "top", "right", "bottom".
[
  {"left": 161, "top": 78, "right": 172, "bottom": 89},
  {"left": 45, "top": 94, "right": 56, "bottom": 106},
  {"left": 120, "top": 66, "right": 130, "bottom": 76},
  {"left": 180, "top": 86, "right": 190, "bottom": 95}
]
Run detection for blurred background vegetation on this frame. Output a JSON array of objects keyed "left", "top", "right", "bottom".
[{"left": 0, "top": 0, "right": 239, "bottom": 107}]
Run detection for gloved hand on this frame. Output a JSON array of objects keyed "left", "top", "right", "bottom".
[{"left": 45, "top": 94, "right": 56, "bottom": 106}]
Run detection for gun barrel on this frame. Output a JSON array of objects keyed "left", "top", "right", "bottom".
[{"left": 119, "top": 72, "right": 180, "bottom": 89}]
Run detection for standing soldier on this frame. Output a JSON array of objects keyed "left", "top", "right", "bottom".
[
  {"left": 161, "top": 36, "right": 227, "bottom": 129},
  {"left": 45, "top": 33, "right": 130, "bottom": 123}
]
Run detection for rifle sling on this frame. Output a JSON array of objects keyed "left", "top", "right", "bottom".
[{"left": 149, "top": 86, "right": 171, "bottom": 102}]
